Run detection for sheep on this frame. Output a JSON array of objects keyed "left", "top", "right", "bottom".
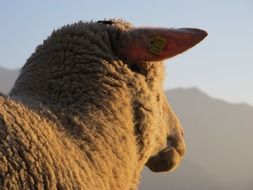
[{"left": 0, "top": 19, "right": 207, "bottom": 190}]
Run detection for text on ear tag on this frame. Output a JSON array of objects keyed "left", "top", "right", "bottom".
[{"left": 149, "top": 36, "right": 167, "bottom": 55}]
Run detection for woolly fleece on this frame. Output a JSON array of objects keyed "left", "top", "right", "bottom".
[{"left": 0, "top": 20, "right": 185, "bottom": 190}]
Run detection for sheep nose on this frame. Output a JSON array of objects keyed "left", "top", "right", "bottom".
[{"left": 167, "top": 135, "right": 186, "bottom": 157}]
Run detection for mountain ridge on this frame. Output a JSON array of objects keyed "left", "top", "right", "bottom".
[
  {"left": 0, "top": 67, "right": 252, "bottom": 106},
  {"left": 168, "top": 87, "right": 253, "bottom": 107}
]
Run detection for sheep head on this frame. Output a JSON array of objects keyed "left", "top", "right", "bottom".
[{"left": 104, "top": 20, "right": 207, "bottom": 172}]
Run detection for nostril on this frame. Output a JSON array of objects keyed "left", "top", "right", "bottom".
[
  {"left": 167, "top": 136, "right": 185, "bottom": 157},
  {"left": 167, "top": 136, "right": 176, "bottom": 147},
  {"left": 180, "top": 128, "right": 185, "bottom": 137}
]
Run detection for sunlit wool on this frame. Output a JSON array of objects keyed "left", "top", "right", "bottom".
[{"left": 0, "top": 19, "right": 206, "bottom": 189}]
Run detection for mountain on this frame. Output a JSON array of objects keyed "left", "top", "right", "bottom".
[
  {"left": 140, "top": 88, "right": 253, "bottom": 190},
  {"left": 0, "top": 68, "right": 253, "bottom": 190},
  {"left": 0, "top": 67, "right": 19, "bottom": 94}
]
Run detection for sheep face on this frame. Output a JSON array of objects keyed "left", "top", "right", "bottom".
[{"left": 145, "top": 93, "right": 186, "bottom": 172}]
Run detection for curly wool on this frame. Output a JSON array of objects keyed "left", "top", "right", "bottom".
[{"left": 0, "top": 20, "right": 180, "bottom": 190}]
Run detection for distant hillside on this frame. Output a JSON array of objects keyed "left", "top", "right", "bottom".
[
  {"left": 0, "top": 67, "right": 19, "bottom": 94},
  {"left": 0, "top": 68, "right": 252, "bottom": 190}
]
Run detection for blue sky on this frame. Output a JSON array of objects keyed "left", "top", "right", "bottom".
[{"left": 0, "top": 0, "right": 253, "bottom": 105}]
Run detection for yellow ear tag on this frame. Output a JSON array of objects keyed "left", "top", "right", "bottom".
[{"left": 149, "top": 36, "right": 167, "bottom": 55}]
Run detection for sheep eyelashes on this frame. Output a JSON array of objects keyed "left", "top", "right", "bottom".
[{"left": 1, "top": 19, "right": 207, "bottom": 190}]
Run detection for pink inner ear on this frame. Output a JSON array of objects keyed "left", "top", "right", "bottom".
[{"left": 117, "top": 27, "right": 208, "bottom": 62}]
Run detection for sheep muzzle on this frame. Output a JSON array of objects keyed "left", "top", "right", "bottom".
[{"left": 146, "top": 147, "right": 182, "bottom": 172}]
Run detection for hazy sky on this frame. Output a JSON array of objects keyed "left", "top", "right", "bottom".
[{"left": 0, "top": 0, "right": 252, "bottom": 105}]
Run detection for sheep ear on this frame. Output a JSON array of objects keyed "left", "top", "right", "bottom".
[{"left": 117, "top": 27, "right": 207, "bottom": 62}]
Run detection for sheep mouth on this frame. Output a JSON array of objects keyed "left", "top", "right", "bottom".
[{"left": 145, "top": 147, "right": 182, "bottom": 172}]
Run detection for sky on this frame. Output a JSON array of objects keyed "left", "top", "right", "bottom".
[{"left": 0, "top": 0, "right": 253, "bottom": 105}]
